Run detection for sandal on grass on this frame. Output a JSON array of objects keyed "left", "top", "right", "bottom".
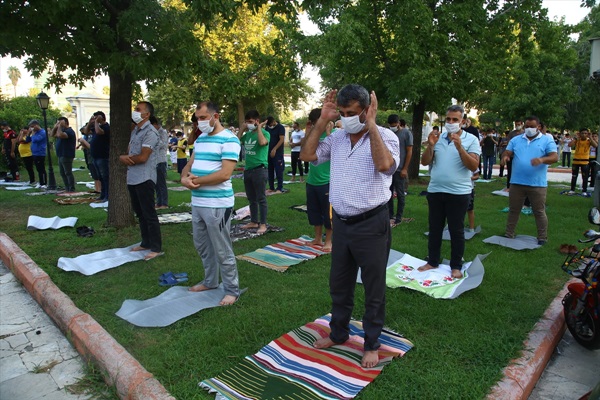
[
  {"left": 159, "top": 271, "right": 188, "bottom": 281},
  {"left": 159, "top": 274, "right": 189, "bottom": 286}
]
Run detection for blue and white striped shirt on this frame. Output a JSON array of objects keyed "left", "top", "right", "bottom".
[{"left": 191, "top": 129, "right": 241, "bottom": 208}]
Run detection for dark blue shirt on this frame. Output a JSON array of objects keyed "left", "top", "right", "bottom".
[
  {"left": 90, "top": 123, "right": 110, "bottom": 159},
  {"left": 55, "top": 127, "right": 76, "bottom": 158},
  {"left": 266, "top": 123, "right": 285, "bottom": 156}
]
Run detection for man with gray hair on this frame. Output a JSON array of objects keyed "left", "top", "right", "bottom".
[
  {"left": 419, "top": 105, "right": 481, "bottom": 279},
  {"left": 301, "top": 84, "right": 400, "bottom": 368}
]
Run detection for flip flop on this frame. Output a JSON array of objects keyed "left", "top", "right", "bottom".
[
  {"left": 159, "top": 275, "right": 189, "bottom": 286},
  {"left": 144, "top": 251, "right": 164, "bottom": 261},
  {"left": 159, "top": 271, "right": 188, "bottom": 281}
]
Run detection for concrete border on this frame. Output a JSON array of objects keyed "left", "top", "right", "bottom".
[
  {"left": 0, "top": 232, "right": 175, "bottom": 400},
  {"left": 487, "top": 279, "right": 575, "bottom": 400}
]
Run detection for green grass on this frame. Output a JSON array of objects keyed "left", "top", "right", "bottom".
[{"left": 0, "top": 157, "right": 592, "bottom": 399}]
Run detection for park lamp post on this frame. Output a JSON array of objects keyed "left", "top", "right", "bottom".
[{"left": 36, "top": 92, "right": 57, "bottom": 190}]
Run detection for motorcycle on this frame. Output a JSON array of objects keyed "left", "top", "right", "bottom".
[{"left": 561, "top": 207, "right": 600, "bottom": 349}]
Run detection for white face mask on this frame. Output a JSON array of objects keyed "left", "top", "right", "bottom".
[
  {"left": 390, "top": 126, "right": 399, "bottom": 133},
  {"left": 525, "top": 127, "right": 538, "bottom": 137},
  {"left": 340, "top": 109, "right": 366, "bottom": 134},
  {"left": 132, "top": 111, "right": 143, "bottom": 124},
  {"left": 197, "top": 116, "right": 215, "bottom": 134},
  {"left": 247, "top": 123, "right": 256, "bottom": 131},
  {"left": 515, "top": 124, "right": 523, "bottom": 130},
  {"left": 461, "top": 123, "right": 467, "bottom": 128},
  {"left": 445, "top": 123, "right": 460, "bottom": 134}
]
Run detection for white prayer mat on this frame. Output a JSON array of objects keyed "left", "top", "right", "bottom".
[
  {"left": 168, "top": 186, "right": 189, "bottom": 191},
  {"left": 27, "top": 215, "right": 78, "bottom": 230},
  {"left": 0, "top": 180, "right": 29, "bottom": 186},
  {"left": 483, "top": 235, "right": 541, "bottom": 250},
  {"left": 425, "top": 225, "right": 481, "bottom": 240},
  {"left": 234, "top": 192, "right": 247, "bottom": 198},
  {"left": 492, "top": 190, "right": 510, "bottom": 197},
  {"left": 158, "top": 212, "right": 192, "bottom": 224},
  {"left": 90, "top": 201, "right": 108, "bottom": 208},
  {"left": 283, "top": 180, "right": 304, "bottom": 184},
  {"left": 5, "top": 185, "right": 34, "bottom": 191},
  {"left": 77, "top": 181, "right": 96, "bottom": 190},
  {"left": 57, "top": 243, "right": 149, "bottom": 275},
  {"left": 71, "top": 167, "right": 86, "bottom": 172},
  {"left": 233, "top": 205, "right": 250, "bottom": 221},
  {"left": 475, "top": 179, "right": 493, "bottom": 183},
  {"left": 115, "top": 285, "right": 247, "bottom": 327}
]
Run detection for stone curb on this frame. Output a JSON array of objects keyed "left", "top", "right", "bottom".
[
  {"left": 486, "top": 279, "right": 575, "bottom": 400},
  {"left": 0, "top": 232, "right": 175, "bottom": 400}
]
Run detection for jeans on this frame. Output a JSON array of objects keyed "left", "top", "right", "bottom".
[
  {"left": 387, "top": 171, "right": 406, "bottom": 222},
  {"left": 128, "top": 180, "right": 162, "bottom": 252},
  {"left": 94, "top": 158, "right": 109, "bottom": 200},
  {"left": 155, "top": 162, "right": 168, "bottom": 206},
  {"left": 244, "top": 167, "right": 268, "bottom": 224},
  {"left": 426, "top": 192, "right": 470, "bottom": 269},
  {"left": 33, "top": 156, "right": 47, "bottom": 185},
  {"left": 483, "top": 155, "right": 495, "bottom": 180},
  {"left": 505, "top": 184, "right": 548, "bottom": 240},
  {"left": 58, "top": 157, "right": 75, "bottom": 191},
  {"left": 268, "top": 153, "right": 284, "bottom": 191}
]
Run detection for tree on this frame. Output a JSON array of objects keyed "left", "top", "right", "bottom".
[
  {"left": 7, "top": 66, "right": 20, "bottom": 98},
  {"left": 0, "top": 96, "right": 62, "bottom": 132}
]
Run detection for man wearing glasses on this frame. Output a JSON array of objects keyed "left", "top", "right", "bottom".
[{"left": 419, "top": 105, "right": 481, "bottom": 279}]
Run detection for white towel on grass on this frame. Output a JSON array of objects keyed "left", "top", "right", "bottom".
[
  {"left": 57, "top": 243, "right": 149, "bottom": 275},
  {"left": 5, "top": 185, "right": 34, "bottom": 191},
  {"left": 492, "top": 190, "right": 510, "bottom": 197},
  {"left": 90, "top": 201, "right": 108, "bottom": 208},
  {"left": 483, "top": 235, "right": 541, "bottom": 250},
  {"left": 0, "top": 181, "right": 29, "bottom": 186},
  {"left": 116, "top": 285, "right": 247, "bottom": 327},
  {"left": 27, "top": 216, "right": 78, "bottom": 230}
]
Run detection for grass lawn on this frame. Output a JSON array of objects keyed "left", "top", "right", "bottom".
[{"left": 0, "top": 155, "right": 592, "bottom": 399}]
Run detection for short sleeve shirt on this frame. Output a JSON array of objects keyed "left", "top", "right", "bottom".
[
  {"left": 396, "top": 128, "right": 413, "bottom": 171},
  {"left": 55, "top": 127, "right": 76, "bottom": 158},
  {"left": 314, "top": 126, "right": 400, "bottom": 216},
  {"left": 507, "top": 133, "right": 557, "bottom": 187},
  {"left": 191, "top": 129, "right": 241, "bottom": 208},
  {"left": 428, "top": 130, "right": 481, "bottom": 195},
  {"left": 241, "top": 129, "right": 270, "bottom": 170},
  {"left": 266, "top": 123, "right": 285, "bottom": 155},
  {"left": 90, "top": 123, "right": 110, "bottom": 159},
  {"left": 127, "top": 121, "right": 159, "bottom": 185},
  {"left": 290, "top": 130, "right": 305, "bottom": 152}
]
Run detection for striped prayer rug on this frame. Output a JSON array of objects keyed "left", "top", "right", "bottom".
[
  {"left": 200, "top": 315, "right": 413, "bottom": 399},
  {"left": 236, "top": 235, "right": 328, "bottom": 272}
]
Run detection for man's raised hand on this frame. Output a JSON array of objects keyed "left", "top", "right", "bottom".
[{"left": 321, "top": 90, "right": 339, "bottom": 121}]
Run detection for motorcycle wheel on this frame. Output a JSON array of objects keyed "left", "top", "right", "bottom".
[{"left": 563, "top": 293, "right": 600, "bottom": 350}]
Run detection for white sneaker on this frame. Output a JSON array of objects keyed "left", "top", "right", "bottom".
[
  {"left": 34, "top": 183, "right": 41, "bottom": 188},
  {"left": 40, "top": 185, "right": 47, "bottom": 189}
]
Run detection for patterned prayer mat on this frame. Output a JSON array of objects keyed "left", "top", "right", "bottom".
[
  {"left": 236, "top": 235, "right": 327, "bottom": 272},
  {"left": 53, "top": 197, "right": 97, "bottom": 205},
  {"left": 56, "top": 191, "right": 94, "bottom": 197},
  {"left": 559, "top": 190, "right": 592, "bottom": 197},
  {"left": 158, "top": 212, "right": 192, "bottom": 224},
  {"left": 200, "top": 314, "right": 413, "bottom": 399},
  {"left": 230, "top": 224, "right": 285, "bottom": 243}
]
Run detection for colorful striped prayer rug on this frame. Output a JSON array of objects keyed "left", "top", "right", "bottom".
[
  {"left": 236, "top": 235, "right": 328, "bottom": 272},
  {"left": 200, "top": 314, "right": 413, "bottom": 399}
]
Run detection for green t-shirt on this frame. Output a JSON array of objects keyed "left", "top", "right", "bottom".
[
  {"left": 241, "top": 128, "right": 270, "bottom": 170},
  {"left": 307, "top": 132, "right": 331, "bottom": 186}
]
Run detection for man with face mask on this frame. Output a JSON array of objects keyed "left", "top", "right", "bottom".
[
  {"left": 387, "top": 115, "right": 413, "bottom": 226},
  {"left": 265, "top": 116, "right": 286, "bottom": 193},
  {"left": 83, "top": 111, "right": 110, "bottom": 202},
  {"left": 301, "top": 84, "right": 400, "bottom": 369},
  {"left": 181, "top": 101, "right": 242, "bottom": 305},
  {"left": 419, "top": 105, "right": 481, "bottom": 279},
  {"left": 119, "top": 101, "right": 163, "bottom": 261},
  {"left": 501, "top": 116, "right": 557, "bottom": 245}
]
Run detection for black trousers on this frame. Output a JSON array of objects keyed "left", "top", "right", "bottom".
[
  {"left": 329, "top": 205, "right": 390, "bottom": 351},
  {"left": 33, "top": 156, "right": 46, "bottom": 185},
  {"left": 291, "top": 152, "right": 304, "bottom": 177},
  {"left": 426, "top": 192, "right": 470, "bottom": 269},
  {"left": 128, "top": 180, "right": 162, "bottom": 253},
  {"left": 22, "top": 156, "right": 35, "bottom": 183}
]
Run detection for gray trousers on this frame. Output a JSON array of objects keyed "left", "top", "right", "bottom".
[
  {"left": 58, "top": 157, "right": 75, "bottom": 191},
  {"left": 243, "top": 167, "right": 268, "bottom": 224},
  {"left": 192, "top": 206, "right": 240, "bottom": 297}
]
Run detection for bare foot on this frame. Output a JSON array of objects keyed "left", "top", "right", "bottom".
[
  {"left": 418, "top": 263, "right": 437, "bottom": 272},
  {"left": 266, "top": 189, "right": 274, "bottom": 194},
  {"left": 240, "top": 222, "right": 259, "bottom": 229},
  {"left": 308, "top": 239, "right": 324, "bottom": 246},
  {"left": 144, "top": 251, "right": 164, "bottom": 261},
  {"left": 219, "top": 295, "right": 238, "bottom": 306},
  {"left": 290, "top": 177, "right": 296, "bottom": 182},
  {"left": 361, "top": 350, "right": 380, "bottom": 368},
  {"left": 188, "top": 283, "right": 216, "bottom": 292},
  {"left": 322, "top": 242, "right": 332, "bottom": 252},
  {"left": 313, "top": 336, "right": 336, "bottom": 349},
  {"left": 451, "top": 269, "right": 463, "bottom": 279},
  {"left": 256, "top": 224, "right": 267, "bottom": 235},
  {"left": 131, "top": 246, "right": 149, "bottom": 252}
]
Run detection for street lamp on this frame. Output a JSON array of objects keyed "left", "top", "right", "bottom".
[{"left": 36, "top": 92, "right": 57, "bottom": 190}]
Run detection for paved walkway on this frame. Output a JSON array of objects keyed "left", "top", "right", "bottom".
[{"left": 0, "top": 260, "right": 90, "bottom": 400}]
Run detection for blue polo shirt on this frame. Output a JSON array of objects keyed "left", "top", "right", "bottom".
[
  {"left": 507, "top": 133, "right": 557, "bottom": 187},
  {"left": 428, "top": 130, "right": 481, "bottom": 195}
]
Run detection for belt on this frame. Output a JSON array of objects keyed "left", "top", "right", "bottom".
[{"left": 335, "top": 204, "right": 387, "bottom": 225}]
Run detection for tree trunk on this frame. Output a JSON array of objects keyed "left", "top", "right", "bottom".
[
  {"left": 408, "top": 99, "right": 427, "bottom": 180},
  {"left": 237, "top": 100, "right": 245, "bottom": 127},
  {"left": 106, "top": 71, "right": 135, "bottom": 228}
]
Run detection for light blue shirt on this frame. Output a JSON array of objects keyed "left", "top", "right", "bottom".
[
  {"left": 428, "top": 130, "right": 481, "bottom": 195},
  {"left": 507, "top": 133, "right": 557, "bottom": 187}
]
